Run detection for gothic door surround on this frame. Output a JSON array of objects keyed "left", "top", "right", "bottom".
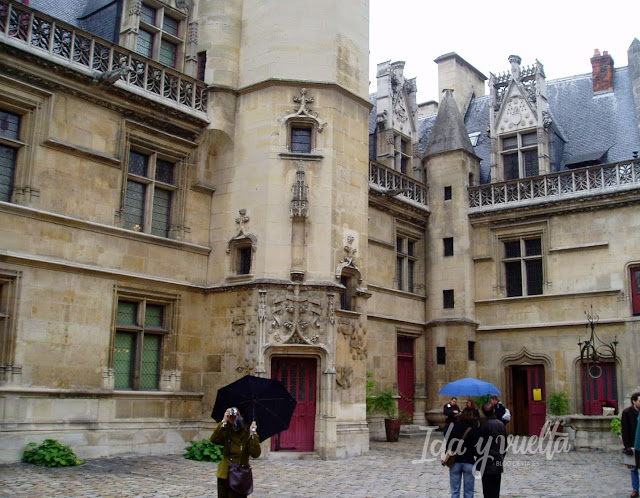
[{"left": 271, "top": 357, "right": 316, "bottom": 451}]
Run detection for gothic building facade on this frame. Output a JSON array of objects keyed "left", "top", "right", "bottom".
[{"left": 1, "top": 0, "right": 639, "bottom": 462}]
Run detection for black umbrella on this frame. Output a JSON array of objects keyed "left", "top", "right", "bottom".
[{"left": 211, "top": 375, "right": 297, "bottom": 443}]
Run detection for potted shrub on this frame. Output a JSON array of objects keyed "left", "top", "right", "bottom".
[
  {"left": 366, "top": 375, "right": 400, "bottom": 442},
  {"left": 547, "top": 390, "right": 570, "bottom": 416},
  {"left": 546, "top": 390, "right": 570, "bottom": 438}
]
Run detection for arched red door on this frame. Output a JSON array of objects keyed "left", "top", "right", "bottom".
[{"left": 271, "top": 357, "right": 316, "bottom": 451}]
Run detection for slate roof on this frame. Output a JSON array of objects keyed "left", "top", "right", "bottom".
[
  {"left": 424, "top": 90, "right": 475, "bottom": 157},
  {"left": 28, "top": 0, "right": 121, "bottom": 42},
  {"left": 28, "top": 0, "right": 85, "bottom": 25},
  {"left": 375, "top": 64, "right": 640, "bottom": 185}
]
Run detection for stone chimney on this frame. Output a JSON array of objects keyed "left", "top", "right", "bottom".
[{"left": 591, "top": 49, "right": 614, "bottom": 93}]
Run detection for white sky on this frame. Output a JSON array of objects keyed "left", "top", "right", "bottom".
[{"left": 369, "top": 0, "right": 640, "bottom": 104}]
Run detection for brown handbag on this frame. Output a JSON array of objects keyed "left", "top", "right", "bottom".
[{"left": 228, "top": 461, "right": 253, "bottom": 495}]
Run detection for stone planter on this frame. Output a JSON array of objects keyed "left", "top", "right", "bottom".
[
  {"left": 426, "top": 410, "right": 446, "bottom": 430},
  {"left": 602, "top": 407, "right": 615, "bottom": 416},
  {"left": 569, "top": 415, "right": 620, "bottom": 451},
  {"left": 367, "top": 414, "right": 386, "bottom": 441}
]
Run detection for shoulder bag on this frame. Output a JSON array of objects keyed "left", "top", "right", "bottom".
[
  {"left": 228, "top": 461, "right": 253, "bottom": 495},
  {"left": 442, "top": 427, "right": 472, "bottom": 468}
]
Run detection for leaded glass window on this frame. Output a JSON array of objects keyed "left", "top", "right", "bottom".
[
  {"left": 0, "top": 110, "right": 21, "bottom": 202},
  {"left": 113, "top": 298, "right": 169, "bottom": 390},
  {"left": 500, "top": 131, "right": 539, "bottom": 180},
  {"left": 124, "top": 150, "right": 177, "bottom": 237},
  {"left": 503, "top": 237, "right": 543, "bottom": 297}
]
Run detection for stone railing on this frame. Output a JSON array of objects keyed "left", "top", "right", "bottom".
[
  {"left": 369, "top": 161, "right": 428, "bottom": 207},
  {"left": 469, "top": 159, "right": 640, "bottom": 212},
  {"left": 0, "top": 0, "right": 207, "bottom": 116}
]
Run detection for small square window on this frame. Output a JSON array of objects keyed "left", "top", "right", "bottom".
[
  {"left": 444, "top": 186, "right": 452, "bottom": 200},
  {"left": 437, "top": 346, "right": 446, "bottom": 365},
  {"left": 443, "top": 237, "right": 454, "bottom": 257},
  {"left": 468, "top": 341, "right": 475, "bottom": 361},
  {"left": 443, "top": 289, "right": 454, "bottom": 309},
  {"left": 291, "top": 127, "right": 312, "bottom": 154}
]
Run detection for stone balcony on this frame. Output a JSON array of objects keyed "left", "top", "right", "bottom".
[
  {"left": 369, "top": 160, "right": 429, "bottom": 209},
  {"left": 0, "top": 0, "right": 208, "bottom": 119},
  {"left": 469, "top": 159, "right": 640, "bottom": 213}
]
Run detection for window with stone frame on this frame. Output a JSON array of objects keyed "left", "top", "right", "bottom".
[
  {"left": 124, "top": 149, "right": 176, "bottom": 237},
  {"left": 237, "top": 244, "right": 252, "bottom": 275},
  {"left": 135, "top": 2, "right": 186, "bottom": 69},
  {"left": 339, "top": 269, "right": 358, "bottom": 311},
  {"left": 120, "top": 128, "right": 190, "bottom": 239},
  {"left": 290, "top": 124, "right": 313, "bottom": 154},
  {"left": 396, "top": 235, "right": 417, "bottom": 293},
  {"left": 196, "top": 51, "right": 206, "bottom": 81},
  {"left": 0, "top": 82, "right": 49, "bottom": 205},
  {"left": 113, "top": 293, "right": 174, "bottom": 390},
  {"left": 394, "top": 133, "right": 412, "bottom": 176},
  {"left": 503, "top": 237, "right": 543, "bottom": 297},
  {"left": 0, "top": 270, "right": 20, "bottom": 380},
  {"left": 0, "top": 110, "right": 21, "bottom": 202},
  {"left": 501, "top": 131, "right": 539, "bottom": 180}
]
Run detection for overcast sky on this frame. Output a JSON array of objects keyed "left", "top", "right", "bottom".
[{"left": 369, "top": 0, "right": 640, "bottom": 104}]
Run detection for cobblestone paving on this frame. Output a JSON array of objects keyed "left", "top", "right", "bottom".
[{"left": 0, "top": 435, "right": 630, "bottom": 497}]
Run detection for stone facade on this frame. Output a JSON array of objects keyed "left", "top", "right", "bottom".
[
  {"left": 1, "top": 0, "right": 640, "bottom": 463},
  {"left": 0, "top": 0, "right": 370, "bottom": 462}
]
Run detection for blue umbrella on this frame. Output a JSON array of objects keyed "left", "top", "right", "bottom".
[
  {"left": 211, "top": 375, "right": 297, "bottom": 443},
  {"left": 438, "top": 377, "right": 500, "bottom": 397}
]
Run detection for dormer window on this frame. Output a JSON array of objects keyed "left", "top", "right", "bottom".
[
  {"left": 135, "top": 2, "right": 185, "bottom": 69},
  {"left": 501, "top": 131, "right": 538, "bottom": 180},
  {"left": 395, "top": 134, "right": 411, "bottom": 175}
]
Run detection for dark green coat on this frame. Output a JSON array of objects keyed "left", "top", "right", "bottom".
[{"left": 210, "top": 422, "right": 261, "bottom": 479}]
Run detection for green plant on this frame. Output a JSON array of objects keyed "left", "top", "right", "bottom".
[
  {"left": 473, "top": 394, "right": 492, "bottom": 408},
  {"left": 399, "top": 411, "right": 413, "bottom": 425},
  {"left": 365, "top": 372, "right": 398, "bottom": 419},
  {"left": 610, "top": 416, "right": 622, "bottom": 436},
  {"left": 184, "top": 439, "right": 224, "bottom": 463},
  {"left": 547, "top": 390, "right": 570, "bottom": 416},
  {"left": 22, "top": 439, "right": 85, "bottom": 467}
]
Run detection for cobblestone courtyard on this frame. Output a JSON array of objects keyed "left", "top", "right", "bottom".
[{"left": 0, "top": 435, "right": 629, "bottom": 497}]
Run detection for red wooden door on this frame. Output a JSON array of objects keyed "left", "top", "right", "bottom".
[
  {"left": 271, "top": 357, "right": 316, "bottom": 451},
  {"left": 397, "top": 337, "right": 414, "bottom": 418},
  {"left": 631, "top": 268, "right": 640, "bottom": 315},
  {"left": 582, "top": 362, "right": 618, "bottom": 414},
  {"left": 526, "top": 365, "right": 546, "bottom": 436}
]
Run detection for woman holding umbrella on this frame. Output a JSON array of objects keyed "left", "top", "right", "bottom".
[{"left": 211, "top": 407, "right": 261, "bottom": 498}]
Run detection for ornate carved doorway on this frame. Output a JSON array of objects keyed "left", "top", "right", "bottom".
[{"left": 271, "top": 357, "right": 316, "bottom": 451}]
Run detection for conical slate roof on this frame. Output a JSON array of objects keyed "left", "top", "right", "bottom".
[{"left": 424, "top": 89, "right": 476, "bottom": 158}]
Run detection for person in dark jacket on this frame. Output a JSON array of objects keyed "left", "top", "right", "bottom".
[
  {"left": 623, "top": 393, "right": 640, "bottom": 497},
  {"left": 444, "top": 397, "right": 460, "bottom": 435},
  {"left": 211, "top": 407, "right": 261, "bottom": 498},
  {"left": 447, "top": 407, "right": 479, "bottom": 498},
  {"left": 478, "top": 402, "right": 507, "bottom": 498},
  {"left": 490, "top": 396, "right": 510, "bottom": 426}
]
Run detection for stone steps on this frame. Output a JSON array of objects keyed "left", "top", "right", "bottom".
[{"left": 399, "top": 424, "right": 439, "bottom": 439}]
